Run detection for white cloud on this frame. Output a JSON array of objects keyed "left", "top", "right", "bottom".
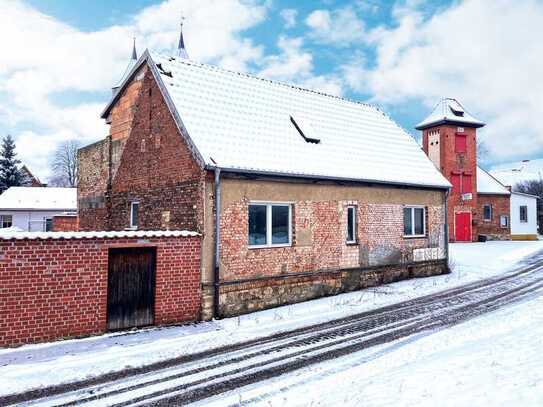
[
  {"left": 0, "top": 0, "right": 268, "bottom": 179},
  {"left": 279, "top": 8, "right": 298, "bottom": 29},
  {"left": 342, "top": 0, "right": 543, "bottom": 162},
  {"left": 305, "top": 7, "right": 365, "bottom": 46}
]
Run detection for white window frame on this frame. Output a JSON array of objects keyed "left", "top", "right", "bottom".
[
  {"left": 346, "top": 206, "right": 357, "bottom": 244},
  {"left": 483, "top": 204, "right": 492, "bottom": 221},
  {"left": 0, "top": 214, "right": 12, "bottom": 229},
  {"left": 500, "top": 215, "right": 509, "bottom": 228},
  {"left": 403, "top": 206, "right": 426, "bottom": 238},
  {"left": 519, "top": 205, "right": 528, "bottom": 223},
  {"left": 129, "top": 201, "right": 140, "bottom": 230},
  {"left": 248, "top": 201, "right": 292, "bottom": 249}
]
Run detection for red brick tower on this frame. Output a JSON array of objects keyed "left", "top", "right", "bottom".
[{"left": 417, "top": 98, "right": 485, "bottom": 242}]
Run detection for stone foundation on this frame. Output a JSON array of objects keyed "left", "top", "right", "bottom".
[{"left": 217, "top": 259, "right": 448, "bottom": 317}]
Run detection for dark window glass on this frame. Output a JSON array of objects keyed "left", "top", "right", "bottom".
[
  {"left": 414, "top": 208, "right": 425, "bottom": 235},
  {"left": 483, "top": 205, "right": 492, "bottom": 220},
  {"left": 249, "top": 205, "right": 267, "bottom": 245},
  {"left": 131, "top": 202, "right": 139, "bottom": 228},
  {"left": 520, "top": 205, "right": 528, "bottom": 222},
  {"left": 347, "top": 207, "right": 356, "bottom": 242},
  {"left": 1, "top": 215, "right": 12, "bottom": 228},
  {"left": 403, "top": 208, "right": 412, "bottom": 235},
  {"left": 272, "top": 205, "right": 289, "bottom": 244},
  {"left": 45, "top": 218, "right": 53, "bottom": 232}
]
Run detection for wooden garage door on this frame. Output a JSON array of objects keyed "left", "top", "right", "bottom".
[{"left": 107, "top": 247, "right": 156, "bottom": 330}]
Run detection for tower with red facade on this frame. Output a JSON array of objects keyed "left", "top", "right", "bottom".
[{"left": 417, "top": 98, "right": 485, "bottom": 242}]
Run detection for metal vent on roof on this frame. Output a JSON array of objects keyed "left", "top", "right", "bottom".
[
  {"left": 449, "top": 104, "right": 465, "bottom": 117},
  {"left": 290, "top": 115, "right": 320, "bottom": 144}
]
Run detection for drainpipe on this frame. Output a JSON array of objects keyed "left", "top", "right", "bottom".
[
  {"left": 444, "top": 189, "right": 450, "bottom": 267},
  {"left": 213, "top": 167, "right": 221, "bottom": 319}
]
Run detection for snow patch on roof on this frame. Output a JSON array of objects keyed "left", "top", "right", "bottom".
[
  {"left": 144, "top": 51, "right": 450, "bottom": 189},
  {"left": 477, "top": 167, "right": 510, "bottom": 195},
  {"left": 490, "top": 158, "right": 543, "bottom": 188},
  {"left": 0, "top": 187, "right": 77, "bottom": 210},
  {"left": 0, "top": 229, "right": 199, "bottom": 240},
  {"left": 416, "top": 98, "right": 485, "bottom": 130}
]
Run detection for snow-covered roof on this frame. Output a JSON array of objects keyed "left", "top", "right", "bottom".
[
  {"left": 490, "top": 158, "right": 543, "bottom": 188},
  {"left": 0, "top": 187, "right": 77, "bottom": 211},
  {"left": 415, "top": 98, "right": 485, "bottom": 130},
  {"left": 477, "top": 167, "right": 510, "bottom": 195},
  {"left": 103, "top": 51, "right": 451, "bottom": 190},
  {"left": 0, "top": 229, "right": 199, "bottom": 240},
  {"left": 511, "top": 191, "right": 539, "bottom": 199}
]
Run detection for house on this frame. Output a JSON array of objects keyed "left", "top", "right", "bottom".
[
  {"left": 20, "top": 165, "right": 43, "bottom": 187},
  {"left": 0, "top": 187, "right": 77, "bottom": 232},
  {"left": 78, "top": 31, "right": 450, "bottom": 320},
  {"left": 418, "top": 98, "right": 512, "bottom": 242}
]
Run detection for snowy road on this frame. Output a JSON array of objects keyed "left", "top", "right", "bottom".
[{"left": 2, "top": 252, "right": 543, "bottom": 407}]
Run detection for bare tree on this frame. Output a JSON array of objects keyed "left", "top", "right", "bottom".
[{"left": 49, "top": 140, "right": 80, "bottom": 187}]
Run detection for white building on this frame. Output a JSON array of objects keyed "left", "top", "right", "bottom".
[
  {"left": 510, "top": 191, "right": 539, "bottom": 240},
  {"left": 0, "top": 187, "right": 77, "bottom": 232}
]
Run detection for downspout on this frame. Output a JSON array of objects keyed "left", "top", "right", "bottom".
[
  {"left": 213, "top": 167, "right": 221, "bottom": 319},
  {"left": 444, "top": 188, "right": 450, "bottom": 268}
]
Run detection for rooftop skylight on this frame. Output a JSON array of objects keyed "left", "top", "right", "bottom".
[{"left": 449, "top": 103, "right": 465, "bottom": 117}]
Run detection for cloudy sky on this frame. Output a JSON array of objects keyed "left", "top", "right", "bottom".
[{"left": 1, "top": 0, "right": 542, "bottom": 181}]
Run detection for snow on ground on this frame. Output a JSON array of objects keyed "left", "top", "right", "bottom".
[{"left": 0, "top": 241, "right": 542, "bottom": 397}]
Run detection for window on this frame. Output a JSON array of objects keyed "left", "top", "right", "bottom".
[
  {"left": 455, "top": 134, "right": 467, "bottom": 153},
  {"left": 483, "top": 204, "right": 492, "bottom": 221},
  {"left": 130, "top": 202, "right": 140, "bottom": 229},
  {"left": 0, "top": 215, "right": 12, "bottom": 228},
  {"left": 520, "top": 205, "right": 528, "bottom": 223},
  {"left": 45, "top": 218, "right": 53, "bottom": 232},
  {"left": 462, "top": 174, "right": 472, "bottom": 194},
  {"left": 451, "top": 174, "right": 461, "bottom": 194},
  {"left": 404, "top": 206, "right": 426, "bottom": 237},
  {"left": 346, "top": 206, "right": 357, "bottom": 244},
  {"left": 248, "top": 203, "right": 292, "bottom": 247},
  {"left": 500, "top": 215, "right": 509, "bottom": 228}
]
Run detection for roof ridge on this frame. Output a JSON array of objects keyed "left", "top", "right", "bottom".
[{"left": 151, "top": 51, "right": 378, "bottom": 111}]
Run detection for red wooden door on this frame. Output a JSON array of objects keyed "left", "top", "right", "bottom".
[{"left": 455, "top": 212, "right": 472, "bottom": 242}]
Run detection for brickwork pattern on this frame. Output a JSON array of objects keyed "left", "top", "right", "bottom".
[
  {"left": 478, "top": 194, "right": 511, "bottom": 240},
  {"left": 52, "top": 215, "right": 79, "bottom": 232},
  {"left": 0, "top": 235, "right": 201, "bottom": 347}
]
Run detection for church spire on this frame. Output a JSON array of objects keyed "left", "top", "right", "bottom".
[{"left": 177, "top": 15, "right": 189, "bottom": 59}]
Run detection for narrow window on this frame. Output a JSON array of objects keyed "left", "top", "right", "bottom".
[
  {"left": 45, "top": 218, "right": 53, "bottom": 232},
  {"left": 0, "top": 215, "right": 12, "bottom": 228},
  {"left": 461, "top": 174, "right": 472, "bottom": 194},
  {"left": 130, "top": 202, "right": 140, "bottom": 229},
  {"left": 520, "top": 205, "right": 528, "bottom": 223},
  {"left": 404, "top": 207, "right": 426, "bottom": 237},
  {"left": 451, "top": 173, "right": 461, "bottom": 194},
  {"left": 500, "top": 215, "right": 509, "bottom": 228},
  {"left": 346, "top": 206, "right": 357, "bottom": 244},
  {"left": 455, "top": 134, "right": 467, "bottom": 153},
  {"left": 483, "top": 204, "right": 492, "bottom": 221},
  {"left": 248, "top": 203, "right": 292, "bottom": 247}
]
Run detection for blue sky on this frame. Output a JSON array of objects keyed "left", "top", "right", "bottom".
[{"left": 1, "top": 0, "right": 542, "bottom": 180}]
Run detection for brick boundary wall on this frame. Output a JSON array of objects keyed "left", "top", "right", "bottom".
[{"left": 0, "top": 231, "right": 201, "bottom": 347}]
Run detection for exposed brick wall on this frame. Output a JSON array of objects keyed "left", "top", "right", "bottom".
[
  {"left": 52, "top": 215, "right": 79, "bottom": 232},
  {"left": 78, "top": 65, "right": 205, "bottom": 233},
  {"left": 0, "top": 235, "right": 201, "bottom": 347},
  {"left": 423, "top": 125, "right": 478, "bottom": 242},
  {"left": 478, "top": 194, "right": 511, "bottom": 240}
]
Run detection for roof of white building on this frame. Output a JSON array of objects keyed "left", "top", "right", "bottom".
[
  {"left": 477, "top": 167, "right": 510, "bottom": 195},
  {"left": 0, "top": 187, "right": 77, "bottom": 211},
  {"left": 103, "top": 51, "right": 451, "bottom": 190},
  {"left": 490, "top": 158, "right": 543, "bottom": 188},
  {"left": 415, "top": 98, "right": 485, "bottom": 130}
]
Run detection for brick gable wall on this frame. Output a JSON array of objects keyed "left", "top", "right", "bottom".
[{"left": 478, "top": 194, "right": 511, "bottom": 240}]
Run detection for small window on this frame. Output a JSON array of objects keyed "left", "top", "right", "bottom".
[
  {"left": 45, "top": 218, "right": 53, "bottom": 232},
  {"left": 404, "top": 206, "right": 426, "bottom": 237},
  {"left": 483, "top": 205, "right": 492, "bottom": 221},
  {"left": 450, "top": 105, "right": 465, "bottom": 117},
  {"left": 248, "top": 203, "right": 292, "bottom": 247},
  {"left": 451, "top": 174, "right": 461, "bottom": 194},
  {"left": 0, "top": 215, "right": 12, "bottom": 228},
  {"left": 520, "top": 205, "right": 528, "bottom": 223},
  {"left": 346, "top": 206, "right": 357, "bottom": 244},
  {"left": 462, "top": 174, "right": 472, "bottom": 194},
  {"left": 500, "top": 215, "right": 509, "bottom": 228},
  {"left": 455, "top": 134, "right": 467, "bottom": 153},
  {"left": 130, "top": 202, "right": 140, "bottom": 229}
]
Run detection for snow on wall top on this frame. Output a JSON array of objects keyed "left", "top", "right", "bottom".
[
  {"left": 490, "top": 158, "right": 543, "bottom": 188},
  {"left": 0, "top": 229, "right": 199, "bottom": 240},
  {"left": 477, "top": 167, "right": 510, "bottom": 195},
  {"left": 415, "top": 98, "right": 485, "bottom": 130},
  {"left": 0, "top": 187, "right": 77, "bottom": 211},
  {"left": 122, "top": 51, "right": 450, "bottom": 189}
]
